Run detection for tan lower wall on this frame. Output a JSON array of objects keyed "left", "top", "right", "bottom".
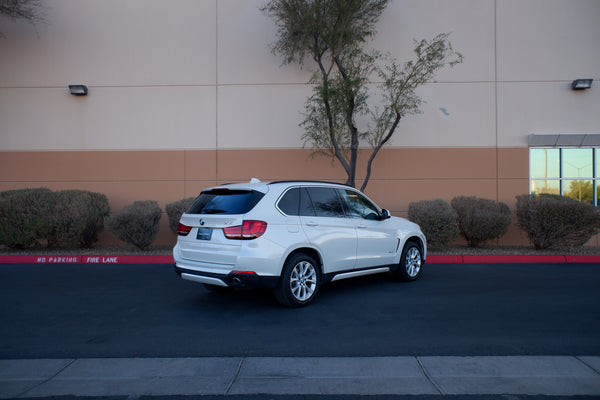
[{"left": 0, "top": 147, "right": 562, "bottom": 247}]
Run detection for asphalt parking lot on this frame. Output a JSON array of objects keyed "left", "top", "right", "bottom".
[
  {"left": 1, "top": 262, "right": 599, "bottom": 398},
  {"left": 1, "top": 262, "right": 599, "bottom": 358}
]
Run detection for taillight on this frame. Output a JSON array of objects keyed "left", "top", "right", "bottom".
[
  {"left": 177, "top": 222, "right": 192, "bottom": 236},
  {"left": 223, "top": 220, "right": 267, "bottom": 240}
]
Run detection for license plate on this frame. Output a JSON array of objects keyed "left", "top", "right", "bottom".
[{"left": 196, "top": 228, "right": 213, "bottom": 241}]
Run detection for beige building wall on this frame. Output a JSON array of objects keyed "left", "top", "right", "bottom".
[{"left": 1, "top": 0, "right": 599, "bottom": 246}]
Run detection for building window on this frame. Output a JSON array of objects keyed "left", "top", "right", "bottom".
[{"left": 530, "top": 148, "right": 597, "bottom": 205}]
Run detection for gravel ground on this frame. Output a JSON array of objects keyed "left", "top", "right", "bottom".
[
  {"left": 2, "top": 243, "right": 600, "bottom": 256},
  {"left": 429, "top": 245, "right": 600, "bottom": 256}
]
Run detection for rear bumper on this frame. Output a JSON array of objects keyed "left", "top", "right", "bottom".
[{"left": 174, "top": 265, "right": 279, "bottom": 289}]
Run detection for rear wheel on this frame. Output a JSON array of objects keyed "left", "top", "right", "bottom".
[
  {"left": 275, "top": 253, "right": 320, "bottom": 307},
  {"left": 392, "top": 242, "right": 423, "bottom": 281}
]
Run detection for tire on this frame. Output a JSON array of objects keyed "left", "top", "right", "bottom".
[
  {"left": 393, "top": 242, "right": 423, "bottom": 281},
  {"left": 274, "top": 253, "right": 320, "bottom": 307}
]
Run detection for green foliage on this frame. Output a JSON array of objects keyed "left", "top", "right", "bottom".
[
  {"left": 166, "top": 197, "right": 195, "bottom": 234},
  {"left": 262, "top": 0, "right": 388, "bottom": 67},
  {"left": 516, "top": 193, "right": 600, "bottom": 249},
  {"left": 49, "top": 190, "right": 110, "bottom": 248},
  {"left": 0, "top": 188, "right": 54, "bottom": 248},
  {"left": 451, "top": 196, "right": 511, "bottom": 247},
  {"left": 408, "top": 199, "right": 459, "bottom": 250},
  {"left": 0, "top": 188, "right": 110, "bottom": 248},
  {"left": 563, "top": 180, "right": 594, "bottom": 204},
  {"left": 0, "top": 0, "right": 45, "bottom": 37},
  {"left": 262, "top": 0, "right": 462, "bottom": 190},
  {"left": 106, "top": 200, "right": 162, "bottom": 250}
]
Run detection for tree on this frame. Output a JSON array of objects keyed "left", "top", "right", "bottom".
[
  {"left": 0, "top": 0, "right": 45, "bottom": 36},
  {"left": 262, "top": 0, "right": 462, "bottom": 190},
  {"left": 564, "top": 180, "right": 593, "bottom": 204}
]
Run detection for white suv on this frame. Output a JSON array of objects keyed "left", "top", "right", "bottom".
[{"left": 173, "top": 179, "right": 426, "bottom": 307}]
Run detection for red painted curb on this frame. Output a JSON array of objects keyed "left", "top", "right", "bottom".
[
  {"left": 0, "top": 254, "right": 598, "bottom": 264},
  {"left": 0, "top": 255, "right": 174, "bottom": 264},
  {"left": 427, "top": 255, "right": 464, "bottom": 264},
  {"left": 461, "top": 255, "right": 568, "bottom": 264}
]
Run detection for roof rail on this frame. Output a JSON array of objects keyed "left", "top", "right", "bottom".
[{"left": 268, "top": 180, "right": 354, "bottom": 188}]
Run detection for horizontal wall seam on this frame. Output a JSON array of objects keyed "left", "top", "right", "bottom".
[
  {"left": 0, "top": 178, "right": 527, "bottom": 183},
  {"left": 0, "top": 79, "right": 583, "bottom": 90}
]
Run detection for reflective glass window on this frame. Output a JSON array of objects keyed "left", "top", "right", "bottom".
[
  {"left": 530, "top": 179, "right": 559, "bottom": 196},
  {"left": 530, "top": 147, "right": 599, "bottom": 206},
  {"left": 562, "top": 148, "right": 593, "bottom": 179},
  {"left": 563, "top": 180, "right": 594, "bottom": 204},
  {"left": 530, "top": 148, "right": 559, "bottom": 179}
]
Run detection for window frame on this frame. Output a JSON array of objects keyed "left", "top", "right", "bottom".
[{"left": 529, "top": 147, "right": 598, "bottom": 206}]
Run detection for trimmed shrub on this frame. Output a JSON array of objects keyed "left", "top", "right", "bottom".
[
  {"left": 49, "top": 190, "right": 110, "bottom": 248},
  {"left": 106, "top": 200, "right": 162, "bottom": 250},
  {"left": 408, "top": 199, "right": 459, "bottom": 249},
  {"left": 516, "top": 193, "right": 600, "bottom": 249},
  {"left": 166, "top": 197, "right": 195, "bottom": 234},
  {"left": 451, "top": 196, "right": 511, "bottom": 247},
  {"left": 0, "top": 188, "right": 55, "bottom": 248}
]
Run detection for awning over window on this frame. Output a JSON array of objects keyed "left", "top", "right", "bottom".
[{"left": 529, "top": 134, "right": 600, "bottom": 147}]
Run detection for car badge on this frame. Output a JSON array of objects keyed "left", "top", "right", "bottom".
[{"left": 199, "top": 219, "right": 205, "bottom": 226}]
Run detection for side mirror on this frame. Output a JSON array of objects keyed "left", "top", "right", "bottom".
[{"left": 380, "top": 209, "right": 391, "bottom": 220}]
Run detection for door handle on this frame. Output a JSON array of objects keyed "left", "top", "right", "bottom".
[
  {"left": 305, "top": 221, "right": 318, "bottom": 227},
  {"left": 357, "top": 224, "right": 367, "bottom": 229}
]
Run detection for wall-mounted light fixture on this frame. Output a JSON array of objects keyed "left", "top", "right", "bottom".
[
  {"left": 571, "top": 79, "right": 593, "bottom": 90},
  {"left": 68, "top": 85, "right": 88, "bottom": 95}
]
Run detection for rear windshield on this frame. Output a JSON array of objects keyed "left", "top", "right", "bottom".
[{"left": 186, "top": 189, "right": 264, "bottom": 215}]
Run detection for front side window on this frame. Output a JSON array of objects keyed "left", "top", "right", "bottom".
[
  {"left": 339, "top": 189, "right": 380, "bottom": 219},
  {"left": 530, "top": 148, "right": 597, "bottom": 205}
]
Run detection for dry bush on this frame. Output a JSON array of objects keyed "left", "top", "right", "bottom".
[
  {"left": 451, "top": 196, "right": 511, "bottom": 247},
  {"left": 408, "top": 199, "right": 459, "bottom": 250},
  {"left": 0, "top": 188, "right": 54, "bottom": 248},
  {"left": 106, "top": 200, "right": 162, "bottom": 250},
  {"left": 516, "top": 193, "right": 600, "bottom": 249},
  {"left": 166, "top": 197, "right": 195, "bottom": 234},
  {"left": 50, "top": 190, "right": 110, "bottom": 248}
]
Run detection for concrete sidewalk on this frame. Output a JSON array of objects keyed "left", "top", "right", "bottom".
[{"left": 1, "top": 356, "right": 600, "bottom": 398}]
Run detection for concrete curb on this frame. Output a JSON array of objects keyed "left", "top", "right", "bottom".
[
  {"left": 1, "top": 356, "right": 599, "bottom": 398},
  {"left": 1, "top": 254, "right": 600, "bottom": 264}
]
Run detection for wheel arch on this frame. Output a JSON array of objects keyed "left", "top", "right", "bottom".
[
  {"left": 395, "top": 235, "right": 427, "bottom": 266},
  {"left": 282, "top": 247, "right": 324, "bottom": 275},
  {"left": 406, "top": 236, "right": 426, "bottom": 260}
]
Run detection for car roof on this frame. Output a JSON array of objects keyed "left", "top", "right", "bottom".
[{"left": 206, "top": 179, "right": 356, "bottom": 193}]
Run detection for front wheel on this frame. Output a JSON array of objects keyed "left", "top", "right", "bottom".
[
  {"left": 274, "top": 253, "right": 320, "bottom": 307},
  {"left": 392, "top": 242, "right": 423, "bottom": 281}
]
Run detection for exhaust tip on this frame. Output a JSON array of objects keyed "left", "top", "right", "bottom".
[{"left": 232, "top": 277, "right": 243, "bottom": 286}]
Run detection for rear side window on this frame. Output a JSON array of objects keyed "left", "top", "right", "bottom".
[
  {"left": 277, "top": 187, "right": 300, "bottom": 215},
  {"left": 277, "top": 187, "right": 316, "bottom": 216},
  {"left": 187, "top": 190, "right": 264, "bottom": 215},
  {"left": 305, "top": 187, "right": 345, "bottom": 217}
]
